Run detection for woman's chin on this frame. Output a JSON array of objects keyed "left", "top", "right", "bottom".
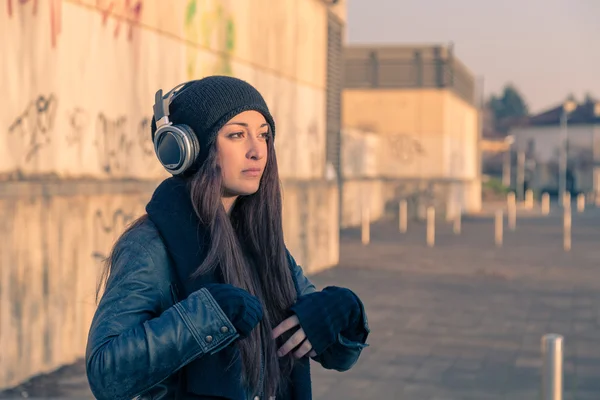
[{"left": 227, "top": 184, "right": 260, "bottom": 197}]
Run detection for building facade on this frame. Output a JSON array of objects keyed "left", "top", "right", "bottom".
[
  {"left": 341, "top": 44, "right": 482, "bottom": 226},
  {"left": 510, "top": 99, "right": 600, "bottom": 196}
]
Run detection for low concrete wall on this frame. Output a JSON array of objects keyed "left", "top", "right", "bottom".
[
  {"left": 341, "top": 178, "right": 481, "bottom": 228},
  {"left": 282, "top": 180, "right": 339, "bottom": 274},
  {"left": 0, "top": 178, "right": 338, "bottom": 390}
]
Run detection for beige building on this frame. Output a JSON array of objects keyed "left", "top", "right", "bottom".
[
  {"left": 509, "top": 99, "right": 600, "bottom": 197},
  {"left": 340, "top": 44, "right": 482, "bottom": 226},
  {"left": 0, "top": 0, "right": 346, "bottom": 389}
]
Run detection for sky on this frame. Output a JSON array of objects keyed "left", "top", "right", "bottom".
[{"left": 347, "top": 0, "right": 599, "bottom": 114}]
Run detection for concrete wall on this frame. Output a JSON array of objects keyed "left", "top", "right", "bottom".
[
  {"left": 0, "top": 179, "right": 338, "bottom": 389},
  {"left": 341, "top": 89, "right": 481, "bottom": 226},
  {"left": 0, "top": 0, "right": 343, "bottom": 389},
  {"left": 0, "top": 181, "right": 153, "bottom": 388},
  {"left": 342, "top": 89, "right": 479, "bottom": 180}
]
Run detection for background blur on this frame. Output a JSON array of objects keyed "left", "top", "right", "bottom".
[{"left": 1, "top": 0, "right": 599, "bottom": 398}]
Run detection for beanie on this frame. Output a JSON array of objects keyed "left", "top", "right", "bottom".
[{"left": 151, "top": 75, "right": 275, "bottom": 174}]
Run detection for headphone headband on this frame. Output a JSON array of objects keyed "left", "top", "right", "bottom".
[{"left": 153, "top": 80, "right": 197, "bottom": 127}]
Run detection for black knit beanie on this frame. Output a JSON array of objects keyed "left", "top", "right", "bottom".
[{"left": 151, "top": 75, "right": 275, "bottom": 174}]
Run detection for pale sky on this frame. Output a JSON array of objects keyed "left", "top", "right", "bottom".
[{"left": 347, "top": 0, "right": 599, "bottom": 114}]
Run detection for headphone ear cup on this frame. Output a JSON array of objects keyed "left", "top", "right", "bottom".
[
  {"left": 153, "top": 124, "right": 200, "bottom": 175},
  {"left": 177, "top": 124, "right": 200, "bottom": 168}
]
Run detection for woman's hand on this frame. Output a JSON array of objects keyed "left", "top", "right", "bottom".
[{"left": 271, "top": 315, "right": 317, "bottom": 359}]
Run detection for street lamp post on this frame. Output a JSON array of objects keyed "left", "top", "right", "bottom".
[
  {"left": 503, "top": 135, "right": 515, "bottom": 187},
  {"left": 559, "top": 101, "right": 577, "bottom": 207},
  {"left": 559, "top": 111, "right": 567, "bottom": 206}
]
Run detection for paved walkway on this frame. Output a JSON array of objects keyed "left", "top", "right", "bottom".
[{"left": 2, "top": 206, "right": 600, "bottom": 399}]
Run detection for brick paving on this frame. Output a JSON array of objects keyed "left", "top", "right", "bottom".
[{"left": 2, "top": 206, "right": 600, "bottom": 399}]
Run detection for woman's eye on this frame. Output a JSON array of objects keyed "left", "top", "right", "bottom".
[
  {"left": 259, "top": 131, "right": 270, "bottom": 139},
  {"left": 228, "top": 132, "right": 243, "bottom": 138}
]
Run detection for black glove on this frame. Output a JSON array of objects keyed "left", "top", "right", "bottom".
[
  {"left": 203, "top": 283, "right": 263, "bottom": 338},
  {"left": 290, "top": 286, "right": 362, "bottom": 355}
]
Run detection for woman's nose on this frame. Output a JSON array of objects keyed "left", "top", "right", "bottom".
[{"left": 247, "top": 136, "right": 265, "bottom": 160}]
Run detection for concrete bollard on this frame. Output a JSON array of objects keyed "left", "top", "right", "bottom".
[
  {"left": 453, "top": 209, "right": 462, "bottom": 235},
  {"left": 541, "top": 334, "right": 563, "bottom": 400},
  {"left": 427, "top": 207, "right": 435, "bottom": 247},
  {"left": 399, "top": 200, "right": 407, "bottom": 233},
  {"left": 525, "top": 189, "right": 534, "bottom": 209},
  {"left": 563, "top": 192, "right": 571, "bottom": 209},
  {"left": 563, "top": 206, "right": 571, "bottom": 252},
  {"left": 507, "top": 192, "right": 516, "bottom": 231},
  {"left": 541, "top": 192, "right": 550, "bottom": 215},
  {"left": 495, "top": 210, "right": 503, "bottom": 247},
  {"left": 361, "top": 206, "right": 370, "bottom": 245},
  {"left": 577, "top": 193, "right": 585, "bottom": 213}
]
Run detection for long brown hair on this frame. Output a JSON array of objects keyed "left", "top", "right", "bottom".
[{"left": 97, "top": 131, "right": 298, "bottom": 396}]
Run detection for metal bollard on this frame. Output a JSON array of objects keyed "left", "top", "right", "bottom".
[
  {"left": 541, "top": 334, "right": 563, "bottom": 400},
  {"left": 495, "top": 210, "right": 503, "bottom": 247},
  {"left": 361, "top": 206, "right": 370, "bottom": 245},
  {"left": 427, "top": 207, "right": 435, "bottom": 247},
  {"left": 541, "top": 192, "right": 550, "bottom": 215},
  {"left": 507, "top": 192, "right": 516, "bottom": 231},
  {"left": 399, "top": 200, "right": 407, "bottom": 233}
]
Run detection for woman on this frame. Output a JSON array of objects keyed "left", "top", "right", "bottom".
[{"left": 85, "top": 76, "right": 370, "bottom": 400}]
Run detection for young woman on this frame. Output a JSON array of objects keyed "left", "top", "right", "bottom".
[{"left": 85, "top": 76, "right": 370, "bottom": 400}]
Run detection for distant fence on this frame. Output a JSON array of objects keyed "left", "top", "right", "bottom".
[{"left": 344, "top": 45, "right": 476, "bottom": 106}]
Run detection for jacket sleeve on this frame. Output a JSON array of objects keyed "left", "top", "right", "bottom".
[
  {"left": 85, "top": 238, "right": 239, "bottom": 400},
  {"left": 286, "top": 250, "right": 370, "bottom": 371}
]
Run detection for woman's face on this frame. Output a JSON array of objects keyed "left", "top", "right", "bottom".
[{"left": 216, "top": 110, "right": 269, "bottom": 198}]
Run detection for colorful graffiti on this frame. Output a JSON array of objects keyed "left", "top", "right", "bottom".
[
  {"left": 184, "top": 0, "right": 236, "bottom": 79},
  {"left": 96, "top": 0, "right": 144, "bottom": 41},
  {"left": 5, "top": 0, "right": 143, "bottom": 48},
  {"left": 6, "top": 0, "right": 62, "bottom": 48}
]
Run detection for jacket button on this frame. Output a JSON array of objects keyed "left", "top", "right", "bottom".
[
  {"left": 220, "top": 326, "right": 229, "bottom": 333},
  {"left": 205, "top": 335, "right": 213, "bottom": 343}
]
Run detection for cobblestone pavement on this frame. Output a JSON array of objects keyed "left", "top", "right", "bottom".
[{"left": 2, "top": 207, "right": 600, "bottom": 399}]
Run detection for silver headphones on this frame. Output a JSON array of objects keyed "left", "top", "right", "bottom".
[{"left": 152, "top": 81, "right": 200, "bottom": 175}]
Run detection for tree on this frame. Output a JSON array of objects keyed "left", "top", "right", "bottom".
[
  {"left": 584, "top": 92, "right": 597, "bottom": 104},
  {"left": 487, "top": 84, "right": 529, "bottom": 134}
]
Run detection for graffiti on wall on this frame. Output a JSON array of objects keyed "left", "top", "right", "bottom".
[
  {"left": 6, "top": 0, "right": 62, "bottom": 48},
  {"left": 184, "top": 0, "right": 236, "bottom": 79},
  {"left": 66, "top": 107, "right": 90, "bottom": 146},
  {"left": 137, "top": 117, "right": 154, "bottom": 157},
  {"left": 388, "top": 135, "right": 425, "bottom": 164},
  {"left": 93, "top": 113, "right": 156, "bottom": 175},
  {"left": 6, "top": 93, "right": 156, "bottom": 173},
  {"left": 7, "top": 94, "right": 58, "bottom": 163},
  {"left": 5, "top": 0, "right": 143, "bottom": 48},
  {"left": 97, "top": 0, "right": 144, "bottom": 41},
  {"left": 95, "top": 113, "right": 132, "bottom": 174},
  {"left": 91, "top": 207, "right": 136, "bottom": 262}
]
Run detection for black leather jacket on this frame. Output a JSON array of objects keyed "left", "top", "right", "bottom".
[{"left": 85, "top": 218, "right": 369, "bottom": 400}]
